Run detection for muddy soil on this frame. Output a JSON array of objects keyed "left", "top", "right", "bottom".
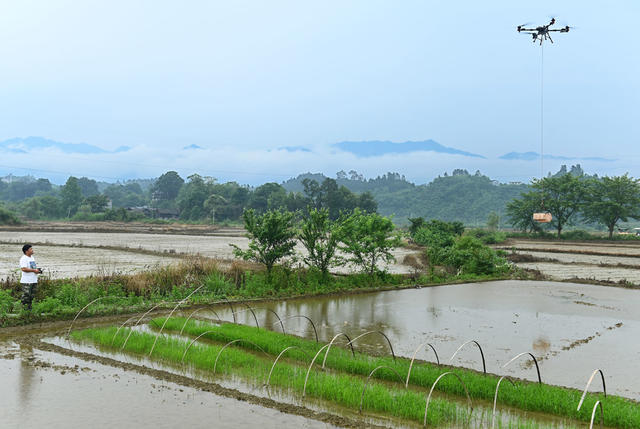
[
  {"left": 0, "top": 341, "right": 345, "bottom": 429},
  {"left": 0, "top": 243, "right": 178, "bottom": 281},
  {"left": 0, "top": 221, "right": 246, "bottom": 236},
  {"left": 498, "top": 239, "right": 640, "bottom": 285}
]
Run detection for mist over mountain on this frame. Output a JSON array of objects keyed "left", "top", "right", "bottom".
[
  {"left": 0, "top": 137, "right": 130, "bottom": 154},
  {"left": 500, "top": 152, "right": 615, "bottom": 162},
  {"left": 333, "top": 140, "right": 485, "bottom": 158}
]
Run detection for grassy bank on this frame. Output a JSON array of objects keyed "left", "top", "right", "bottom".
[
  {"left": 72, "top": 324, "right": 581, "bottom": 428},
  {"left": 0, "top": 256, "right": 513, "bottom": 327},
  {"left": 155, "top": 318, "right": 637, "bottom": 429}
]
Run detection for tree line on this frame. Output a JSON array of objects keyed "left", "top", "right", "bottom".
[
  {"left": 0, "top": 171, "right": 377, "bottom": 222},
  {"left": 506, "top": 173, "right": 640, "bottom": 238}
]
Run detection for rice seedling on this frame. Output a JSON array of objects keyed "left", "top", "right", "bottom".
[
  {"left": 73, "top": 324, "right": 589, "bottom": 428},
  {"left": 72, "top": 326, "right": 466, "bottom": 426},
  {"left": 154, "top": 317, "right": 640, "bottom": 429}
]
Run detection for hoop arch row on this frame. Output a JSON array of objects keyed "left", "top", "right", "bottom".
[
  {"left": 449, "top": 340, "right": 486, "bottom": 375},
  {"left": 424, "top": 372, "right": 473, "bottom": 427},
  {"left": 405, "top": 342, "right": 440, "bottom": 388},
  {"left": 265, "top": 346, "right": 311, "bottom": 387},
  {"left": 502, "top": 352, "right": 542, "bottom": 384},
  {"left": 302, "top": 344, "right": 330, "bottom": 397},
  {"left": 321, "top": 332, "right": 355, "bottom": 368},
  {"left": 577, "top": 369, "right": 607, "bottom": 411},
  {"left": 491, "top": 376, "right": 517, "bottom": 429},
  {"left": 181, "top": 330, "right": 219, "bottom": 363},
  {"left": 121, "top": 301, "right": 168, "bottom": 350},
  {"left": 589, "top": 401, "right": 603, "bottom": 429},
  {"left": 149, "top": 285, "right": 205, "bottom": 357},
  {"left": 359, "top": 366, "right": 405, "bottom": 413},
  {"left": 345, "top": 331, "right": 396, "bottom": 361},
  {"left": 213, "top": 339, "right": 267, "bottom": 374},
  {"left": 271, "top": 315, "right": 319, "bottom": 342}
]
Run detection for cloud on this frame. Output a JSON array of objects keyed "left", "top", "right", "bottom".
[
  {"left": 333, "top": 140, "right": 485, "bottom": 158},
  {"left": 0, "top": 139, "right": 637, "bottom": 186},
  {"left": 499, "top": 152, "right": 616, "bottom": 162},
  {"left": 0, "top": 137, "right": 130, "bottom": 155}
]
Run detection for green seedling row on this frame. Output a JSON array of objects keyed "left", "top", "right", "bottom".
[
  {"left": 154, "top": 317, "right": 639, "bottom": 428},
  {"left": 72, "top": 326, "right": 478, "bottom": 426}
]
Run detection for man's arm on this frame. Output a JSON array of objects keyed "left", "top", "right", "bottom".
[{"left": 21, "top": 267, "right": 40, "bottom": 273}]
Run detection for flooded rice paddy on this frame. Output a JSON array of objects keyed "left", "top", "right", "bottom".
[
  {"left": 2, "top": 279, "right": 637, "bottom": 427},
  {"left": 0, "top": 342, "right": 338, "bottom": 429},
  {"left": 222, "top": 280, "right": 640, "bottom": 400}
]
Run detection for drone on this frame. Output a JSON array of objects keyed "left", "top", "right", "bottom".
[{"left": 517, "top": 18, "right": 570, "bottom": 45}]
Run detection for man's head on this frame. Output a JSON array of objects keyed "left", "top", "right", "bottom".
[{"left": 22, "top": 244, "right": 33, "bottom": 256}]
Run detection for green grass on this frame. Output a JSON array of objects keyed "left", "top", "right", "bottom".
[{"left": 153, "top": 317, "right": 639, "bottom": 429}]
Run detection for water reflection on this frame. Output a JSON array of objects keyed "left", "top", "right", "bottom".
[
  {"left": 209, "top": 280, "right": 640, "bottom": 399},
  {"left": 18, "top": 344, "right": 37, "bottom": 411}
]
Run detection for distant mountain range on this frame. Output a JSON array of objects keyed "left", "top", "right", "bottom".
[
  {"left": 0, "top": 137, "right": 130, "bottom": 154},
  {"left": 333, "top": 139, "right": 485, "bottom": 158},
  {"left": 499, "top": 152, "right": 615, "bottom": 162}
]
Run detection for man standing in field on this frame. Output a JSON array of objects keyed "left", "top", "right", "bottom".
[{"left": 20, "top": 244, "right": 42, "bottom": 310}]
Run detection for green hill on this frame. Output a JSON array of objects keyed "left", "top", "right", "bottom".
[{"left": 283, "top": 170, "right": 529, "bottom": 225}]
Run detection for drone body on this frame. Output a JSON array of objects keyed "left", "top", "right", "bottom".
[{"left": 517, "top": 18, "right": 570, "bottom": 45}]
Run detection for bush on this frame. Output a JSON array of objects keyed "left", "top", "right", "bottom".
[
  {"left": 560, "top": 230, "right": 600, "bottom": 240},
  {"left": 443, "top": 236, "right": 510, "bottom": 276},
  {"left": 32, "top": 297, "right": 66, "bottom": 315},
  {"left": 0, "top": 289, "right": 15, "bottom": 315},
  {"left": 0, "top": 206, "right": 21, "bottom": 225},
  {"left": 465, "top": 228, "right": 508, "bottom": 244}
]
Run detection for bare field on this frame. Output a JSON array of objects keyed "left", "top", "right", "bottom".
[
  {"left": 500, "top": 239, "right": 640, "bottom": 285},
  {"left": 0, "top": 243, "right": 178, "bottom": 281},
  {"left": 0, "top": 229, "right": 419, "bottom": 279}
]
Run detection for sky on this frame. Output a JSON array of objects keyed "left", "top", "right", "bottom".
[{"left": 0, "top": 1, "right": 638, "bottom": 185}]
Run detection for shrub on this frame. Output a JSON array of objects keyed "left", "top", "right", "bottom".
[
  {"left": 0, "top": 206, "right": 21, "bottom": 225},
  {"left": 443, "top": 236, "right": 510, "bottom": 275},
  {"left": 465, "top": 228, "right": 508, "bottom": 244},
  {"left": 0, "top": 289, "right": 15, "bottom": 315},
  {"left": 32, "top": 297, "right": 64, "bottom": 314}
]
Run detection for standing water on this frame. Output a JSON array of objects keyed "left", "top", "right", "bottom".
[{"left": 224, "top": 280, "right": 640, "bottom": 399}]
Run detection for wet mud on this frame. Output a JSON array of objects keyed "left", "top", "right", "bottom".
[{"left": 14, "top": 337, "right": 378, "bottom": 429}]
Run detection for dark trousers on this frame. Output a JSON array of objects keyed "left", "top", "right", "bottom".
[{"left": 21, "top": 283, "right": 37, "bottom": 310}]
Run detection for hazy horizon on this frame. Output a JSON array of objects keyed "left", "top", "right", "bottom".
[{"left": 1, "top": 1, "right": 638, "bottom": 185}]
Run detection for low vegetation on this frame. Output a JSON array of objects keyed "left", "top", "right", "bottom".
[{"left": 71, "top": 319, "right": 639, "bottom": 428}]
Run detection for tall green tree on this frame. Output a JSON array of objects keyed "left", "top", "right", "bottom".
[
  {"left": 534, "top": 174, "right": 586, "bottom": 237},
  {"left": 204, "top": 194, "right": 228, "bottom": 224},
  {"left": 336, "top": 209, "right": 400, "bottom": 276},
  {"left": 505, "top": 192, "right": 545, "bottom": 234},
  {"left": 60, "top": 176, "right": 83, "bottom": 216},
  {"left": 152, "top": 171, "right": 184, "bottom": 202},
  {"left": 582, "top": 175, "right": 640, "bottom": 238},
  {"left": 177, "top": 174, "right": 209, "bottom": 219},
  {"left": 298, "top": 208, "right": 342, "bottom": 278},
  {"left": 231, "top": 209, "right": 297, "bottom": 276},
  {"left": 85, "top": 194, "right": 110, "bottom": 213},
  {"left": 77, "top": 177, "right": 99, "bottom": 197}
]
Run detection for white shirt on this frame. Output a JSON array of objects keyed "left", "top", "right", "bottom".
[{"left": 20, "top": 255, "right": 38, "bottom": 284}]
